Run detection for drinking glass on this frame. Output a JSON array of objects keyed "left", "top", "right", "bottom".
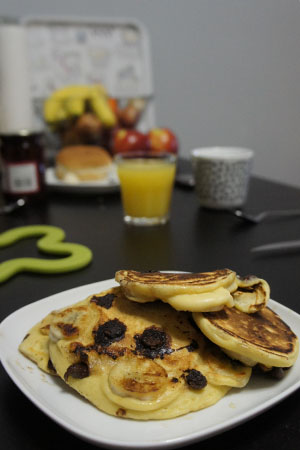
[{"left": 115, "top": 152, "right": 176, "bottom": 225}]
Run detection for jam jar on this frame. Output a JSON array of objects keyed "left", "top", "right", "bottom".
[{"left": 0, "top": 129, "right": 46, "bottom": 204}]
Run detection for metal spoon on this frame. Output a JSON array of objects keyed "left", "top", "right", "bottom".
[
  {"left": 0, "top": 198, "right": 26, "bottom": 215},
  {"left": 232, "top": 208, "right": 300, "bottom": 224}
]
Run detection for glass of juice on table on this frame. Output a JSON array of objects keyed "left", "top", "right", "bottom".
[{"left": 115, "top": 152, "right": 177, "bottom": 225}]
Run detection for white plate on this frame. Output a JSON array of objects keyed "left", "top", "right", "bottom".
[
  {"left": 45, "top": 168, "right": 120, "bottom": 194},
  {"left": 1, "top": 278, "right": 300, "bottom": 449}
]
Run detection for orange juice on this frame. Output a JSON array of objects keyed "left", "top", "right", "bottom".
[{"left": 116, "top": 154, "right": 176, "bottom": 225}]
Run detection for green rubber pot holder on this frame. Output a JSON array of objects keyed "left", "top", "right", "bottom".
[{"left": 0, "top": 225, "right": 93, "bottom": 283}]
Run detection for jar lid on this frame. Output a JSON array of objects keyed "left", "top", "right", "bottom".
[{"left": 0, "top": 129, "right": 44, "bottom": 138}]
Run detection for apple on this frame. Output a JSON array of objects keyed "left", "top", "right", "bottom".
[
  {"left": 147, "top": 128, "right": 178, "bottom": 154},
  {"left": 112, "top": 128, "right": 147, "bottom": 154}
]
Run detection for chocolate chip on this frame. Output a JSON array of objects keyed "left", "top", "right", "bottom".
[
  {"left": 134, "top": 326, "right": 172, "bottom": 359},
  {"left": 141, "top": 327, "right": 167, "bottom": 349},
  {"left": 186, "top": 339, "right": 199, "bottom": 352},
  {"left": 71, "top": 344, "right": 89, "bottom": 363},
  {"left": 268, "top": 367, "right": 289, "bottom": 380},
  {"left": 94, "top": 319, "right": 126, "bottom": 347},
  {"left": 90, "top": 293, "right": 115, "bottom": 309},
  {"left": 185, "top": 369, "right": 207, "bottom": 390},
  {"left": 64, "top": 362, "right": 89, "bottom": 381}
]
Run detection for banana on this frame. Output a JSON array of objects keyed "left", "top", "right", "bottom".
[
  {"left": 44, "top": 86, "right": 87, "bottom": 123},
  {"left": 51, "top": 84, "right": 91, "bottom": 100},
  {"left": 44, "top": 97, "right": 68, "bottom": 123},
  {"left": 64, "top": 97, "right": 85, "bottom": 117},
  {"left": 90, "top": 93, "right": 117, "bottom": 127},
  {"left": 43, "top": 83, "right": 117, "bottom": 126},
  {"left": 90, "top": 83, "right": 108, "bottom": 97}
]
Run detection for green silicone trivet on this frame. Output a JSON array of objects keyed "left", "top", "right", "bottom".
[{"left": 0, "top": 225, "right": 93, "bottom": 283}]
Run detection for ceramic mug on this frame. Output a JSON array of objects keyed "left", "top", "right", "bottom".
[{"left": 191, "top": 147, "right": 254, "bottom": 209}]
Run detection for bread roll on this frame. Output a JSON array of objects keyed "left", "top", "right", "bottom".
[{"left": 55, "top": 145, "right": 113, "bottom": 182}]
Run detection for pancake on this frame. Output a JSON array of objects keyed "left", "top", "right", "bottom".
[
  {"left": 193, "top": 306, "right": 299, "bottom": 368},
  {"left": 115, "top": 269, "right": 238, "bottom": 312},
  {"left": 19, "top": 286, "right": 251, "bottom": 420},
  {"left": 19, "top": 310, "right": 58, "bottom": 374}
]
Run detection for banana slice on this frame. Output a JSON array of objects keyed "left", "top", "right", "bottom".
[
  {"left": 103, "top": 356, "right": 183, "bottom": 411},
  {"left": 232, "top": 275, "right": 270, "bottom": 313}
]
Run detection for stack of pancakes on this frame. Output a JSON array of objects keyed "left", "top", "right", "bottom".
[
  {"left": 116, "top": 270, "right": 298, "bottom": 370},
  {"left": 19, "top": 269, "right": 298, "bottom": 421},
  {"left": 115, "top": 269, "right": 270, "bottom": 314}
]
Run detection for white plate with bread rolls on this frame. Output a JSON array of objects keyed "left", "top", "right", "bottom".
[{"left": 46, "top": 145, "right": 120, "bottom": 194}]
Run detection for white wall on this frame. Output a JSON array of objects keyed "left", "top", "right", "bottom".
[{"left": 2, "top": 0, "right": 300, "bottom": 187}]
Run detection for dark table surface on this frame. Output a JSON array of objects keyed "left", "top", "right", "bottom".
[{"left": 1, "top": 168, "right": 300, "bottom": 450}]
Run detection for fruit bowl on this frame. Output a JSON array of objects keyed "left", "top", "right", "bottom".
[{"left": 43, "top": 84, "right": 147, "bottom": 153}]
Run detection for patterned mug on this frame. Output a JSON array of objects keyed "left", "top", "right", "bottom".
[{"left": 191, "top": 147, "right": 254, "bottom": 209}]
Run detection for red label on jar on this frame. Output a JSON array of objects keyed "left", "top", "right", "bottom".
[{"left": 2, "top": 161, "right": 40, "bottom": 194}]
